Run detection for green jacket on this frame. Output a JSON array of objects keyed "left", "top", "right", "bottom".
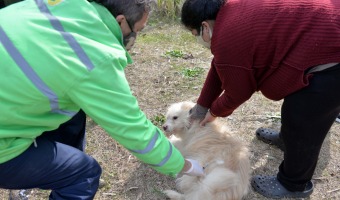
[{"left": 0, "top": 0, "right": 184, "bottom": 176}]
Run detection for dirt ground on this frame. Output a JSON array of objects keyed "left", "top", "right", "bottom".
[{"left": 1, "top": 22, "right": 339, "bottom": 200}]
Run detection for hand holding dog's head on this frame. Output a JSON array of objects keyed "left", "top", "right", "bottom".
[{"left": 189, "top": 104, "right": 208, "bottom": 121}]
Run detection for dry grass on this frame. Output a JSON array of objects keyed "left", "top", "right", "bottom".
[{"left": 1, "top": 20, "right": 340, "bottom": 200}]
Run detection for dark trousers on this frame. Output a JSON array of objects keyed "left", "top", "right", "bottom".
[
  {"left": 0, "top": 110, "right": 102, "bottom": 200},
  {"left": 277, "top": 64, "right": 340, "bottom": 191}
]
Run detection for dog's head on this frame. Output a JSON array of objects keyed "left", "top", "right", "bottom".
[{"left": 162, "top": 101, "right": 195, "bottom": 137}]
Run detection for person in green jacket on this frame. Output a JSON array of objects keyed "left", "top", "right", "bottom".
[{"left": 0, "top": 0, "right": 204, "bottom": 199}]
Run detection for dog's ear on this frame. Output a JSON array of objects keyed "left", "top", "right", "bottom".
[{"left": 181, "top": 101, "right": 195, "bottom": 111}]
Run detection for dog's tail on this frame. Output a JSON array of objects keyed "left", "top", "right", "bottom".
[
  {"left": 199, "top": 167, "right": 248, "bottom": 200},
  {"left": 163, "top": 189, "right": 185, "bottom": 200}
]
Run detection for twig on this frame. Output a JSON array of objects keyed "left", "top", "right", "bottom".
[
  {"left": 327, "top": 188, "right": 340, "bottom": 193},
  {"left": 103, "top": 193, "right": 116, "bottom": 196},
  {"left": 313, "top": 176, "right": 328, "bottom": 180}
]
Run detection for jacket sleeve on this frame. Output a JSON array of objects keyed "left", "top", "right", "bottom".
[
  {"left": 199, "top": 61, "right": 257, "bottom": 117},
  {"left": 67, "top": 58, "right": 184, "bottom": 177}
]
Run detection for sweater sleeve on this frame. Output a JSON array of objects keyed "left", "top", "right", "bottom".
[
  {"left": 197, "top": 59, "right": 223, "bottom": 108},
  {"left": 67, "top": 58, "right": 184, "bottom": 177},
  {"left": 200, "top": 62, "right": 257, "bottom": 117}
]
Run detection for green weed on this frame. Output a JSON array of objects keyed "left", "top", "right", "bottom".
[
  {"left": 165, "top": 50, "right": 184, "bottom": 58},
  {"left": 151, "top": 114, "right": 166, "bottom": 127},
  {"left": 156, "top": 0, "right": 183, "bottom": 20},
  {"left": 181, "top": 67, "right": 205, "bottom": 78}
]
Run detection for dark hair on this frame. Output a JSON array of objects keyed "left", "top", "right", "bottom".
[
  {"left": 181, "top": 0, "right": 225, "bottom": 33},
  {"left": 89, "top": 0, "right": 156, "bottom": 28},
  {"left": 0, "top": 1, "right": 5, "bottom": 9}
]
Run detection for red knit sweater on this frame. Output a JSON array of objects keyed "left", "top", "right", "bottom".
[{"left": 197, "top": 0, "right": 340, "bottom": 117}]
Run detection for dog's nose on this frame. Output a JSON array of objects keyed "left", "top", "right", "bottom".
[{"left": 163, "top": 125, "right": 168, "bottom": 131}]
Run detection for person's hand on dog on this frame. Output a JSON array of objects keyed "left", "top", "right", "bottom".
[
  {"left": 181, "top": 159, "right": 205, "bottom": 177},
  {"left": 189, "top": 104, "right": 208, "bottom": 121},
  {"left": 199, "top": 111, "right": 217, "bottom": 126}
]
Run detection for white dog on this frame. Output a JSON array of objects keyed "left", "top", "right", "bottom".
[{"left": 162, "top": 101, "right": 251, "bottom": 200}]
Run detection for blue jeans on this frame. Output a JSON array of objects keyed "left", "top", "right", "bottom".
[{"left": 0, "top": 110, "right": 102, "bottom": 200}]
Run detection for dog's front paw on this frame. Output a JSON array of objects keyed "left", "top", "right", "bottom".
[{"left": 163, "top": 189, "right": 184, "bottom": 200}]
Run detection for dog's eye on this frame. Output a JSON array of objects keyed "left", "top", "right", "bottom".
[{"left": 173, "top": 116, "right": 178, "bottom": 120}]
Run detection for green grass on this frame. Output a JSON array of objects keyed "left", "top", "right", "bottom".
[
  {"left": 138, "top": 28, "right": 195, "bottom": 45},
  {"left": 155, "top": 0, "right": 183, "bottom": 20},
  {"left": 138, "top": 31, "right": 175, "bottom": 43},
  {"left": 151, "top": 114, "right": 166, "bottom": 127},
  {"left": 171, "top": 64, "right": 205, "bottom": 78},
  {"left": 165, "top": 50, "right": 184, "bottom": 58},
  {"left": 181, "top": 67, "right": 205, "bottom": 78}
]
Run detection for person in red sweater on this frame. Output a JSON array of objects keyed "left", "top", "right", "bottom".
[{"left": 182, "top": 0, "right": 340, "bottom": 198}]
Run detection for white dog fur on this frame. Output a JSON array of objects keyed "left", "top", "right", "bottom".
[{"left": 162, "top": 101, "right": 251, "bottom": 200}]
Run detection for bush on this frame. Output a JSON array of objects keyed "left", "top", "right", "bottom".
[{"left": 155, "top": 0, "right": 183, "bottom": 20}]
